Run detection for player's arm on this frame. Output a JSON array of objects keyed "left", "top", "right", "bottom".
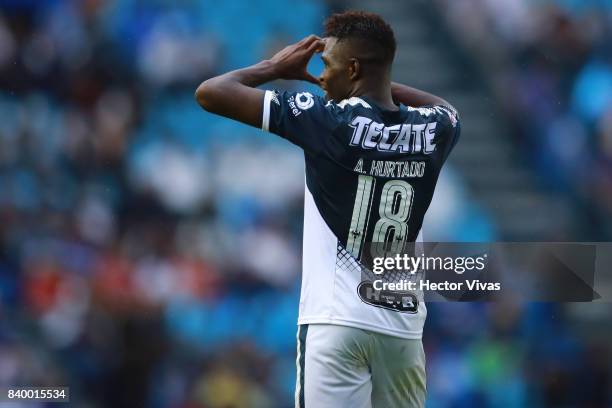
[
  {"left": 391, "top": 82, "right": 452, "bottom": 108},
  {"left": 195, "top": 35, "right": 325, "bottom": 128}
]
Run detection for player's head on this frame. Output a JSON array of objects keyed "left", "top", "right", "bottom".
[{"left": 320, "top": 11, "right": 396, "bottom": 102}]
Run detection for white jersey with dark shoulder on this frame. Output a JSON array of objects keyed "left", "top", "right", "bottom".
[{"left": 262, "top": 89, "right": 460, "bottom": 339}]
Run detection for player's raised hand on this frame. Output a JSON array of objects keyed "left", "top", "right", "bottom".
[{"left": 269, "top": 35, "right": 325, "bottom": 84}]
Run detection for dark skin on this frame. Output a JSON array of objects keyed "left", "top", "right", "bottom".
[{"left": 195, "top": 35, "right": 452, "bottom": 127}]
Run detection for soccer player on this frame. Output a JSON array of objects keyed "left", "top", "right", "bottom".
[{"left": 196, "top": 11, "right": 460, "bottom": 408}]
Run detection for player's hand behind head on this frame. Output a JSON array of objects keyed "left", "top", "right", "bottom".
[{"left": 269, "top": 35, "right": 325, "bottom": 85}]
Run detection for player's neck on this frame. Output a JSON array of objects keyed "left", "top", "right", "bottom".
[{"left": 351, "top": 81, "right": 397, "bottom": 111}]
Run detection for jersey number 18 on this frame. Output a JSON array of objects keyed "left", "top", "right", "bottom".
[{"left": 346, "top": 175, "right": 414, "bottom": 259}]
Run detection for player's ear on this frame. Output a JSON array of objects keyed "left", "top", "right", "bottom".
[{"left": 349, "top": 58, "right": 360, "bottom": 81}]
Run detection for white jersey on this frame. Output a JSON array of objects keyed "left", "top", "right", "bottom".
[{"left": 262, "top": 90, "right": 460, "bottom": 339}]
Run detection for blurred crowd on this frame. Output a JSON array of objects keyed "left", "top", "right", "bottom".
[
  {"left": 0, "top": 0, "right": 610, "bottom": 407},
  {"left": 436, "top": 0, "right": 612, "bottom": 237},
  {"left": 3, "top": 0, "right": 318, "bottom": 406}
]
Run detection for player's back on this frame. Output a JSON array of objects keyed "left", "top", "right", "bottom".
[{"left": 262, "top": 90, "right": 460, "bottom": 338}]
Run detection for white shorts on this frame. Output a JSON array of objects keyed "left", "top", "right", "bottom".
[{"left": 295, "top": 324, "right": 426, "bottom": 408}]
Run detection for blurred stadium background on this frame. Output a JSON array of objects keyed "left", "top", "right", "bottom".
[{"left": 0, "top": 0, "right": 611, "bottom": 406}]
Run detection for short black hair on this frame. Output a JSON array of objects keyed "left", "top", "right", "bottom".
[{"left": 324, "top": 11, "right": 396, "bottom": 63}]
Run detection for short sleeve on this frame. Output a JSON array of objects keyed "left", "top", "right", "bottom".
[
  {"left": 261, "top": 90, "right": 339, "bottom": 154},
  {"left": 405, "top": 104, "right": 459, "bottom": 130},
  {"left": 434, "top": 104, "right": 460, "bottom": 151}
]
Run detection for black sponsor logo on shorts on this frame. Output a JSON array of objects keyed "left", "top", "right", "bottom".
[{"left": 357, "top": 282, "right": 419, "bottom": 313}]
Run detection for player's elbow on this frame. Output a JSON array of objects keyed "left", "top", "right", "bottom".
[{"left": 195, "top": 79, "right": 220, "bottom": 112}]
